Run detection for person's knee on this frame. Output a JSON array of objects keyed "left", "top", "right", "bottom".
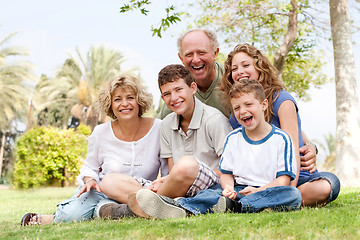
[
  {"left": 171, "top": 156, "right": 199, "bottom": 182},
  {"left": 317, "top": 179, "right": 332, "bottom": 200},
  {"left": 298, "top": 179, "right": 332, "bottom": 206},
  {"left": 54, "top": 200, "right": 92, "bottom": 223},
  {"left": 310, "top": 179, "right": 331, "bottom": 199},
  {"left": 100, "top": 173, "right": 117, "bottom": 194},
  {"left": 289, "top": 187, "right": 302, "bottom": 205},
  {"left": 321, "top": 172, "right": 341, "bottom": 202}
]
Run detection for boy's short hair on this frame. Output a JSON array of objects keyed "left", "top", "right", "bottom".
[
  {"left": 158, "top": 64, "right": 194, "bottom": 88},
  {"left": 229, "top": 79, "right": 266, "bottom": 102}
]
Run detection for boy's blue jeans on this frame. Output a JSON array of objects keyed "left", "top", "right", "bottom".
[{"left": 177, "top": 183, "right": 302, "bottom": 215}]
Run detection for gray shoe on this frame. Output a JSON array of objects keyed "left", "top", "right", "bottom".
[
  {"left": 213, "top": 196, "right": 227, "bottom": 213},
  {"left": 213, "top": 196, "right": 238, "bottom": 213},
  {"left": 96, "top": 202, "right": 135, "bottom": 219},
  {"left": 136, "top": 189, "right": 187, "bottom": 219}
]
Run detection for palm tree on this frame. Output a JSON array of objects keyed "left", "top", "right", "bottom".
[
  {"left": 35, "top": 45, "right": 132, "bottom": 130},
  {"left": 317, "top": 133, "right": 336, "bottom": 172},
  {"left": 0, "top": 31, "right": 35, "bottom": 177},
  {"left": 32, "top": 59, "right": 81, "bottom": 129}
]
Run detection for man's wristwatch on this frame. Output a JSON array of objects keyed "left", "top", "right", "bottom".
[{"left": 305, "top": 142, "right": 318, "bottom": 154}]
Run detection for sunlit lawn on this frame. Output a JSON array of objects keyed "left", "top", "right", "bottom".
[{"left": 0, "top": 187, "right": 359, "bottom": 240}]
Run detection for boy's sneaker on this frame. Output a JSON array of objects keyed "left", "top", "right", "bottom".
[
  {"left": 213, "top": 196, "right": 241, "bottom": 213},
  {"left": 135, "top": 189, "right": 187, "bottom": 219},
  {"left": 128, "top": 192, "right": 151, "bottom": 219},
  {"left": 96, "top": 202, "right": 135, "bottom": 219}
]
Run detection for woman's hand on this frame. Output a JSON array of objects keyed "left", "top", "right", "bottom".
[
  {"left": 299, "top": 144, "right": 317, "bottom": 173},
  {"left": 77, "top": 178, "right": 101, "bottom": 198}
]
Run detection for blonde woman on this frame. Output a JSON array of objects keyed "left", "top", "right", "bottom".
[{"left": 21, "top": 74, "right": 167, "bottom": 225}]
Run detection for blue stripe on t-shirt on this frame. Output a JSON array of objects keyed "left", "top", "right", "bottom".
[{"left": 273, "top": 128, "right": 293, "bottom": 174}]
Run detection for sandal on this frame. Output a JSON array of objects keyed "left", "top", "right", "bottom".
[{"left": 21, "top": 213, "right": 42, "bottom": 226}]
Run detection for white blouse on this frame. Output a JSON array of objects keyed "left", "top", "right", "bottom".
[{"left": 76, "top": 118, "right": 167, "bottom": 185}]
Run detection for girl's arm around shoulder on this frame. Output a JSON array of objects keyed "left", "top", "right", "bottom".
[{"left": 277, "top": 100, "right": 300, "bottom": 187}]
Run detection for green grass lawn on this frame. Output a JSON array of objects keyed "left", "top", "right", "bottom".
[{"left": 0, "top": 187, "right": 359, "bottom": 240}]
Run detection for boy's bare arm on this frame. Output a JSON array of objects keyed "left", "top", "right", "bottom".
[
  {"left": 220, "top": 173, "right": 237, "bottom": 200},
  {"left": 168, "top": 157, "right": 174, "bottom": 172},
  {"left": 238, "top": 175, "right": 291, "bottom": 196}
]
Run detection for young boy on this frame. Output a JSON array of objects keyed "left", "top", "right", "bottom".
[
  {"left": 133, "top": 79, "right": 302, "bottom": 218},
  {"left": 213, "top": 78, "right": 301, "bottom": 213},
  {"left": 129, "top": 64, "right": 232, "bottom": 219}
]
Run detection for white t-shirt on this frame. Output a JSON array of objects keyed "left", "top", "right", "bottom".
[
  {"left": 76, "top": 118, "right": 167, "bottom": 185},
  {"left": 219, "top": 125, "right": 296, "bottom": 187}
]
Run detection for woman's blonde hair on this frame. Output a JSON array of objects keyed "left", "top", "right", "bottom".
[
  {"left": 97, "top": 74, "right": 153, "bottom": 119},
  {"left": 220, "top": 43, "right": 285, "bottom": 122}
]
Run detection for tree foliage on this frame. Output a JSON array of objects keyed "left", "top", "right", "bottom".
[
  {"left": 119, "top": 0, "right": 329, "bottom": 100},
  {"left": 318, "top": 133, "right": 336, "bottom": 172},
  {"left": 120, "top": 0, "right": 181, "bottom": 37},
  {"left": 0, "top": 130, "right": 22, "bottom": 183},
  {"left": 0, "top": 29, "right": 36, "bottom": 177},
  {"left": 33, "top": 71, "right": 78, "bottom": 129},
  {"left": 0, "top": 31, "right": 35, "bottom": 130},
  {"left": 13, "top": 125, "right": 90, "bottom": 189},
  {"left": 187, "top": 0, "right": 328, "bottom": 100},
  {"left": 33, "top": 46, "right": 128, "bottom": 130}
]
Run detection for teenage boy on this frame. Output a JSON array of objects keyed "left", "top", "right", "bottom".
[
  {"left": 134, "top": 79, "right": 302, "bottom": 218},
  {"left": 128, "top": 64, "right": 232, "bottom": 219}
]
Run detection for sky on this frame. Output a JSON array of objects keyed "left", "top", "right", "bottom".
[{"left": 1, "top": 0, "right": 359, "bottom": 160}]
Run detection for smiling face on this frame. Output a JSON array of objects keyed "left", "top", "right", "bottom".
[
  {"left": 178, "top": 31, "right": 219, "bottom": 85},
  {"left": 230, "top": 92, "right": 268, "bottom": 132},
  {"left": 231, "top": 52, "right": 260, "bottom": 82},
  {"left": 160, "top": 78, "right": 197, "bottom": 117},
  {"left": 111, "top": 87, "right": 139, "bottom": 120}
]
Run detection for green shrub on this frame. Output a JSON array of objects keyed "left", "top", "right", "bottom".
[
  {"left": 76, "top": 123, "right": 92, "bottom": 136},
  {"left": 13, "top": 126, "right": 88, "bottom": 189}
]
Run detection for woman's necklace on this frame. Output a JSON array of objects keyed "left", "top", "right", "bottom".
[{"left": 120, "top": 118, "right": 140, "bottom": 142}]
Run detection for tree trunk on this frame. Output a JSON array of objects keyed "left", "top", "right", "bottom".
[
  {"left": 0, "top": 132, "right": 5, "bottom": 178},
  {"left": 330, "top": 0, "right": 360, "bottom": 187},
  {"left": 273, "top": 0, "right": 298, "bottom": 78},
  {"left": 85, "top": 105, "right": 100, "bottom": 131}
]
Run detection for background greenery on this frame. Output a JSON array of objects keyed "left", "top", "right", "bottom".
[
  {"left": 0, "top": 187, "right": 359, "bottom": 240},
  {"left": 12, "top": 125, "right": 90, "bottom": 189}
]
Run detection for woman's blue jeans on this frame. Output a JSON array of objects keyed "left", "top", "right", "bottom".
[
  {"left": 297, "top": 171, "right": 340, "bottom": 203},
  {"left": 53, "top": 186, "right": 117, "bottom": 223},
  {"left": 177, "top": 183, "right": 302, "bottom": 215}
]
